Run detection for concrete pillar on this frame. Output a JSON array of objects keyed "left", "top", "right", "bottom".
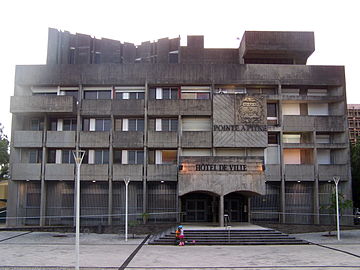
[
  {"left": 108, "top": 112, "right": 114, "bottom": 225},
  {"left": 219, "top": 195, "right": 224, "bottom": 227},
  {"left": 40, "top": 115, "right": 48, "bottom": 226},
  {"left": 313, "top": 131, "right": 320, "bottom": 224},
  {"left": 143, "top": 82, "right": 148, "bottom": 223}
]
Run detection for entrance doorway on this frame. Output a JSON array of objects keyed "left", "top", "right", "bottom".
[
  {"left": 224, "top": 193, "right": 248, "bottom": 222},
  {"left": 181, "top": 192, "right": 218, "bottom": 222}
]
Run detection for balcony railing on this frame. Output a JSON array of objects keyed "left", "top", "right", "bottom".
[
  {"left": 10, "top": 96, "right": 76, "bottom": 114},
  {"left": 13, "top": 131, "right": 43, "bottom": 147}
]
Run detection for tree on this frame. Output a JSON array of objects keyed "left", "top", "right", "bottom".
[
  {"left": 0, "top": 123, "right": 9, "bottom": 180},
  {"left": 351, "top": 140, "right": 360, "bottom": 208}
]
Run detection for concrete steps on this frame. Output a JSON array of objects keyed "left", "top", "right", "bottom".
[{"left": 149, "top": 229, "right": 308, "bottom": 245}]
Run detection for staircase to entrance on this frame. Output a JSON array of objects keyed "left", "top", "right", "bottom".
[{"left": 149, "top": 224, "right": 309, "bottom": 245}]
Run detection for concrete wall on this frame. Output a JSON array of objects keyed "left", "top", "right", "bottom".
[
  {"left": 113, "top": 131, "right": 144, "bottom": 148},
  {"left": 10, "top": 96, "right": 76, "bottom": 113},
  {"left": 45, "top": 164, "right": 75, "bottom": 180},
  {"left": 12, "top": 164, "right": 42, "bottom": 180},
  {"left": 46, "top": 131, "right": 76, "bottom": 148},
  {"left": 80, "top": 164, "right": 108, "bottom": 181},
  {"left": 285, "top": 165, "right": 315, "bottom": 181},
  {"left": 14, "top": 64, "right": 345, "bottom": 87},
  {"left": 148, "top": 131, "right": 177, "bottom": 148},
  {"left": 283, "top": 116, "right": 345, "bottom": 132},
  {"left": 181, "top": 131, "right": 212, "bottom": 148},
  {"left": 113, "top": 164, "right": 143, "bottom": 181},
  {"left": 13, "top": 131, "right": 43, "bottom": 147},
  {"left": 79, "top": 132, "right": 110, "bottom": 148},
  {"left": 147, "top": 165, "right": 177, "bottom": 181}
]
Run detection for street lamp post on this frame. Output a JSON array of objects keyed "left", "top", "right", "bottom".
[
  {"left": 72, "top": 150, "right": 86, "bottom": 270},
  {"left": 333, "top": 176, "right": 341, "bottom": 241},
  {"left": 124, "top": 177, "right": 130, "bottom": 242}
]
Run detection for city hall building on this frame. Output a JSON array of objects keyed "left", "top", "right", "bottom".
[{"left": 7, "top": 29, "right": 352, "bottom": 227}]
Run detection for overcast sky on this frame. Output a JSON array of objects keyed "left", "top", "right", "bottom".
[{"left": 1, "top": 0, "right": 359, "bottom": 136}]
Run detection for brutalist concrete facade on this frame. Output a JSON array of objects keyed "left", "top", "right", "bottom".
[
  {"left": 348, "top": 104, "right": 360, "bottom": 145},
  {"left": 7, "top": 29, "right": 352, "bottom": 227}
]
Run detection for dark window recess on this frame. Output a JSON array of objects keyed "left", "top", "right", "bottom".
[
  {"left": 267, "top": 103, "right": 278, "bottom": 117},
  {"left": 95, "top": 119, "right": 111, "bottom": 131},
  {"left": 47, "top": 149, "right": 56, "bottom": 163},
  {"left": 149, "top": 89, "right": 156, "bottom": 100},
  {"left": 94, "top": 52, "right": 101, "bottom": 64},
  {"left": 163, "top": 88, "right": 178, "bottom": 100},
  {"left": 169, "top": 52, "right": 178, "bottom": 63},
  {"left": 29, "top": 149, "right": 42, "bottom": 163},
  {"left": 63, "top": 119, "right": 77, "bottom": 131},
  {"left": 162, "top": 119, "right": 178, "bottom": 131},
  {"left": 128, "top": 150, "right": 144, "bottom": 164},
  {"left": 84, "top": 91, "right": 111, "bottom": 100},
  {"left": 31, "top": 119, "right": 44, "bottom": 131},
  {"left": 148, "top": 150, "right": 155, "bottom": 164},
  {"left": 268, "top": 133, "right": 279, "bottom": 144},
  {"left": 68, "top": 48, "right": 75, "bottom": 64},
  {"left": 62, "top": 150, "right": 75, "bottom": 164},
  {"left": 49, "top": 119, "right": 57, "bottom": 131},
  {"left": 95, "top": 150, "right": 109, "bottom": 164},
  {"left": 83, "top": 119, "right": 90, "bottom": 131},
  {"left": 113, "top": 150, "right": 122, "bottom": 164},
  {"left": 63, "top": 90, "right": 78, "bottom": 100},
  {"left": 84, "top": 91, "right": 97, "bottom": 100},
  {"left": 128, "top": 119, "right": 144, "bottom": 131}
]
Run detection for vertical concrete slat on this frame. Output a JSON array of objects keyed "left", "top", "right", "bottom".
[
  {"left": 313, "top": 130, "right": 320, "bottom": 224},
  {"left": 279, "top": 83, "right": 286, "bottom": 223},
  {"left": 143, "top": 81, "right": 148, "bottom": 222},
  {"left": 40, "top": 115, "right": 48, "bottom": 226},
  {"left": 108, "top": 89, "right": 114, "bottom": 225}
]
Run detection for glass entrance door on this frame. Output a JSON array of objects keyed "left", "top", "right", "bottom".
[
  {"left": 185, "top": 199, "right": 206, "bottom": 222},
  {"left": 224, "top": 193, "right": 248, "bottom": 222}
]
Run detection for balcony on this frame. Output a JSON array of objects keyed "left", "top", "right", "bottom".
[
  {"left": 81, "top": 99, "right": 112, "bottom": 116},
  {"left": 10, "top": 96, "right": 76, "bottom": 114},
  {"left": 46, "top": 131, "right": 76, "bottom": 148},
  {"left": 265, "top": 164, "right": 281, "bottom": 181},
  {"left": 283, "top": 143, "right": 314, "bottom": 149},
  {"left": 181, "top": 131, "right": 212, "bottom": 148},
  {"left": 318, "top": 164, "right": 349, "bottom": 181},
  {"left": 283, "top": 116, "right": 345, "bottom": 132},
  {"left": 45, "top": 164, "right": 75, "bottom": 181},
  {"left": 113, "top": 131, "right": 144, "bottom": 148},
  {"left": 113, "top": 164, "right": 143, "bottom": 181},
  {"left": 11, "top": 163, "right": 41, "bottom": 180},
  {"left": 148, "top": 131, "right": 177, "bottom": 148},
  {"left": 315, "top": 143, "right": 348, "bottom": 149},
  {"left": 79, "top": 132, "right": 110, "bottom": 148},
  {"left": 80, "top": 164, "right": 108, "bottom": 181},
  {"left": 148, "top": 99, "right": 211, "bottom": 116},
  {"left": 112, "top": 100, "right": 145, "bottom": 116},
  {"left": 13, "top": 131, "right": 43, "bottom": 147},
  {"left": 285, "top": 164, "right": 314, "bottom": 181},
  {"left": 147, "top": 164, "right": 178, "bottom": 181}
]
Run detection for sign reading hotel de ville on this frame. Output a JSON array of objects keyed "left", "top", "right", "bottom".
[{"left": 213, "top": 94, "right": 267, "bottom": 147}]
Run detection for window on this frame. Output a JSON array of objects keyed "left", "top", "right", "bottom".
[
  {"left": 149, "top": 150, "right": 177, "bottom": 164},
  {"left": 308, "top": 103, "right": 328, "bottom": 116},
  {"left": 119, "top": 150, "right": 144, "bottom": 164},
  {"left": 267, "top": 103, "right": 277, "bottom": 118},
  {"left": 307, "top": 89, "right": 327, "bottom": 96},
  {"left": 94, "top": 150, "right": 109, "bottom": 164},
  {"left": 283, "top": 134, "right": 301, "bottom": 144},
  {"left": 317, "top": 149, "right": 331, "bottom": 165},
  {"left": 30, "top": 119, "right": 44, "bottom": 131},
  {"left": 94, "top": 52, "right": 101, "bottom": 64},
  {"left": 268, "top": 133, "right": 279, "bottom": 144},
  {"left": 182, "top": 117, "right": 211, "bottom": 131},
  {"left": 316, "top": 134, "right": 330, "bottom": 144},
  {"left": 83, "top": 118, "right": 111, "bottom": 131},
  {"left": 149, "top": 87, "right": 178, "bottom": 100},
  {"left": 47, "top": 149, "right": 56, "bottom": 163},
  {"left": 95, "top": 119, "right": 111, "bottom": 131},
  {"left": 63, "top": 90, "right": 79, "bottom": 100},
  {"left": 121, "top": 119, "right": 144, "bottom": 131},
  {"left": 63, "top": 119, "right": 77, "bottom": 131},
  {"left": 62, "top": 150, "right": 75, "bottom": 164},
  {"left": 169, "top": 51, "right": 178, "bottom": 63},
  {"left": 84, "top": 90, "right": 111, "bottom": 100},
  {"left": 69, "top": 47, "right": 75, "bottom": 64},
  {"left": 156, "top": 119, "right": 178, "bottom": 131},
  {"left": 181, "top": 149, "right": 211, "bottom": 156},
  {"left": 49, "top": 119, "right": 58, "bottom": 131},
  {"left": 115, "top": 87, "right": 145, "bottom": 100},
  {"left": 282, "top": 88, "right": 300, "bottom": 96},
  {"left": 181, "top": 86, "right": 210, "bottom": 100},
  {"left": 282, "top": 103, "right": 300, "bottom": 115},
  {"left": 29, "top": 149, "right": 42, "bottom": 163}
]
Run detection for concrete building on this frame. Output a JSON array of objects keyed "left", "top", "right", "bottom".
[
  {"left": 348, "top": 104, "right": 360, "bottom": 145},
  {"left": 7, "top": 29, "right": 352, "bottom": 227}
]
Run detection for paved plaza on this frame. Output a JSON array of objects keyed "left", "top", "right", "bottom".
[{"left": 0, "top": 225, "right": 360, "bottom": 269}]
